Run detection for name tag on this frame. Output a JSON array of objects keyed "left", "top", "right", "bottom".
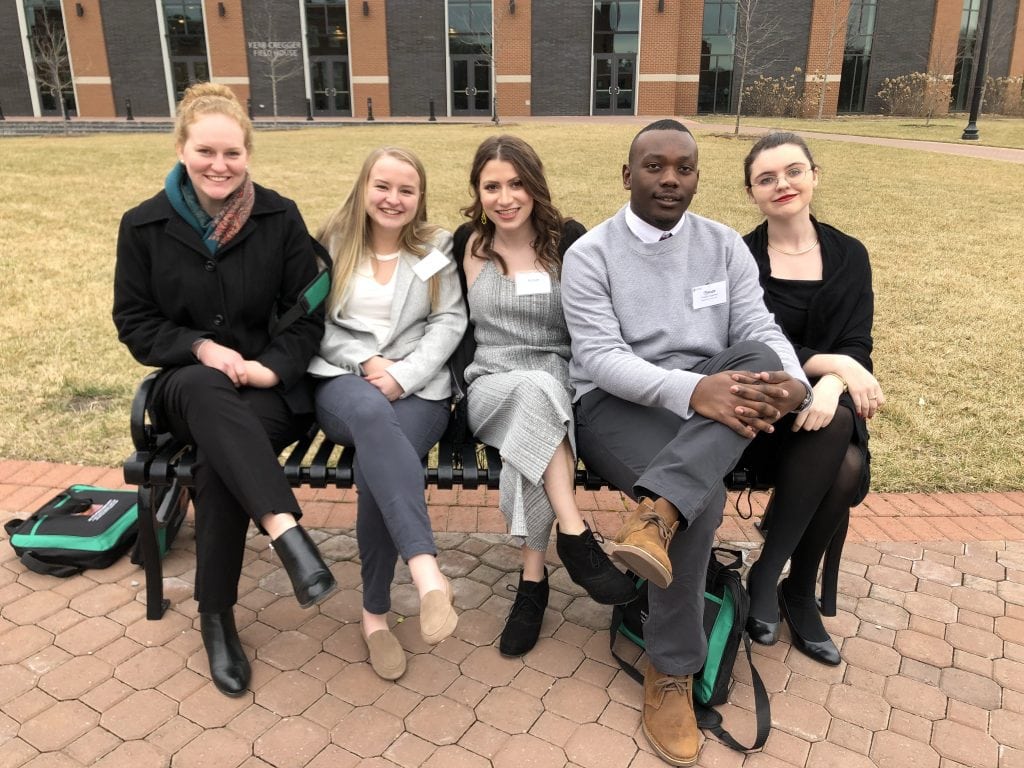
[
  {"left": 692, "top": 280, "right": 727, "bottom": 309},
  {"left": 412, "top": 249, "right": 449, "bottom": 281},
  {"left": 515, "top": 270, "right": 552, "bottom": 296}
]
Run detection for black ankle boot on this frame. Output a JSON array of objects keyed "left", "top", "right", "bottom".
[
  {"left": 557, "top": 524, "right": 638, "bottom": 605},
  {"left": 271, "top": 526, "right": 337, "bottom": 608},
  {"left": 200, "top": 610, "right": 251, "bottom": 697},
  {"left": 499, "top": 570, "right": 549, "bottom": 657}
]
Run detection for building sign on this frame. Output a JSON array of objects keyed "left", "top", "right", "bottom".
[{"left": 248, "top": 41, "right": 302, "bottom": 58}]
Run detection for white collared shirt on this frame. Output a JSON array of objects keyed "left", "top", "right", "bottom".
[{"left": 624, "top": 206, "right": 687, "bottom": 244}]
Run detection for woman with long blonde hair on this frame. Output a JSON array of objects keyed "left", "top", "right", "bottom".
[{"left": 309, "top": 147, "right": 466, "bottom": 680}]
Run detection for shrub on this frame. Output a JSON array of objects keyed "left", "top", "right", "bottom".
[
  {"left": 742, "top": 69, "right": 803, "bottom": 118},
  {"left": 983, "top": 75, "right": 1024, "bottom": 116},
  {"left": 876, "top": 72, "right": 952, "bottom": 123}
]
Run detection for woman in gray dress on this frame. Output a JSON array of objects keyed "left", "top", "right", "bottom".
[{"left": 453, "top": 135, "right": 636, "bottom": 657}]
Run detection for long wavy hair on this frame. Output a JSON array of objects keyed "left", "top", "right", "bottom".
[
  {"left": 318, "top": 147, "right": 441, "bottom": 313},
  {"left": 460, "top": 135, "right": 564, "bottom": 276}
]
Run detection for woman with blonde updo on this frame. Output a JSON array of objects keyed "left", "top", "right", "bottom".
[
  {"left": 309, "top": 147, "right": 465, "bottom": 680},
  {"left": 113, "top": 82, "right": 336, "bottom": 697}
]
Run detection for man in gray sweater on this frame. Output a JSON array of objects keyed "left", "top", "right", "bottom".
[{"left": 561, "top": 120, "right": 810, "bottom": 766}]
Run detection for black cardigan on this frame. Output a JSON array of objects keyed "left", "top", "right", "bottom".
[{"left": 743, "top": 218, "right": 875, "bottom": 504}]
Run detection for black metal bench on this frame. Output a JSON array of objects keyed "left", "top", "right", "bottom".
[{"left": 123, "top": 372, "right": 845, "bottom": 621}]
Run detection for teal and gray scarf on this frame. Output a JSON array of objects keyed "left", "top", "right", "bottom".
[{"left": 164, "top": 162, "right": 255, "bottom": 254}]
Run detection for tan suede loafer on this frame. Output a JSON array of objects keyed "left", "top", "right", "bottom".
[
  {"left": 420, "top": 575, "right": 458, "bottom": 645},
  {"left": 365, "top": 628, "right": 406, "bottom": 680}
]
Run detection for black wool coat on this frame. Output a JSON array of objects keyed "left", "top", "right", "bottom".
[{"left": 113, "top": 183, "right": 325, "bottom": 413}]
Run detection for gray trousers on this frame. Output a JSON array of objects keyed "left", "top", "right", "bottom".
[
  {"left": 315, "top": 375, "right": 450, "bottom": 615},
  {"left": 575, "top": 341, "right": 782, "bottom": 676}
]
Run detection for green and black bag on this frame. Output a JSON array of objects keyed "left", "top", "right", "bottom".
[
  {"left": 4, "top": 485, "right": 140, "bottom": 577},
  {"left": 609, "top": 547, "right": 771, "bottom": 753}
]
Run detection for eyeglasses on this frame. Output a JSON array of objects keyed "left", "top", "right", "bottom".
[{"left": 752, "top": 166, "right": 812, "bottom": 188}]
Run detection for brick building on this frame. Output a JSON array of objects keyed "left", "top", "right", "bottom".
[{"left": 2, "top": 0, "right": 1022, "bottom": 119}]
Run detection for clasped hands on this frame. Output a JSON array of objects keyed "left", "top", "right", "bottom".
[
  {"left": 195, "top": 340, "right": 279, "bottom": 388},
  {"left": 362, "top": 356, "right": 405, "bottom": 402},
  {"left": 691, "top": 370, "right": 807, "bottom": 439}
]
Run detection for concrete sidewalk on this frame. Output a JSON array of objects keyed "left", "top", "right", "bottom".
[{"left": 2, "top": 458, "right": 1024, "bottom": 768}]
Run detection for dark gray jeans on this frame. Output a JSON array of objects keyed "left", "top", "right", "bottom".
[
  {"left": 575, "top": 340, "right": 783, "bottom": 676},
  {"left": 315, "top": 375, "right": 450, "bottom": 615}
]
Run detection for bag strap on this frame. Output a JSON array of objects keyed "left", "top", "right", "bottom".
[
  {"left": 20, "top": 552, "right": 83, "bottom": 578},
  {"left": 271, "top": 237, "right": 333, "bottom": 336},
  {"left": 609, "top": 603, "right": 771, "bottom": 753}
]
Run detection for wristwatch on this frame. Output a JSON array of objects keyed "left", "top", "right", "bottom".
[{"left": 794, "top": 383, "right": 814, "bottom": 413}]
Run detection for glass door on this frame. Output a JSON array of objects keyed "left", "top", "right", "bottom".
[
  {"left": 593, "top": 53, "right": 635, "bottom": 115},
  {"left": 310, "top": 57, "right": 351, "bottom": 116},
  {"left": 451, "top": 54, "right": 491, "bottom": 115}
]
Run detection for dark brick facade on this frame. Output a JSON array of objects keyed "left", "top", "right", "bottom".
[
  {"left": 385, "top": 0, "right": 447, "bottom": 117},
  {"left": 101, "top": 0, "right": 170, "bottom": 117},
  {"left": 737, "top": 0, "right": 814, "bottom": 112},
  {"left": 531, "top": 0, "right": 592, "bottom": 115},
  {"left": 0, "top": 2, "right": 34, "bottom": 115},
  {"left": 863, "top": 0, "right": 934, "bottom": 114},
  {"left": 242, "top": 0, "right": 307, "bottom": 118},
  {"left": 987, "top": 0, "right": 1020, "bottom": 78}
]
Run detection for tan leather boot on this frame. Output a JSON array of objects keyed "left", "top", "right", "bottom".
[
  {"left": 606, "top": 497, "right": 679, "bottom": 588},
  {"left": 642, "top": 663, "right": 702, "bottom": 766}
]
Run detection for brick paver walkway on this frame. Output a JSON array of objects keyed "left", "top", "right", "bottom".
[{"left": 2, "top": 459, "right": 1024, "bottom": 767}]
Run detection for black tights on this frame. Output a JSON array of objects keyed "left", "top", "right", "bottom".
[{"left": 745, "top": 407, "right": 861, "bottom": 640}]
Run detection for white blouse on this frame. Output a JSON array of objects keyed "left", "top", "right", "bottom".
[{"left": 345, "top": 257, "right": 398, "bottom": 347}]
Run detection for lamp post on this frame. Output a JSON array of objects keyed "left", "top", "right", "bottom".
[{"left": 961, "top": 0, "right": 995, "bottom": 140}]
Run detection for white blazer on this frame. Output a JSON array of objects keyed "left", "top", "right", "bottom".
[{"left": 308, "top": 230, "right": 467, "bottom": 401}]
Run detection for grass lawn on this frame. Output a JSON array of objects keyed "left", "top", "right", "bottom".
[
  {"left": 0, "top": 123, "right": 1021, "bottom": 492},
  {"left": 698, "top": 114, "right": 1024, "bottom": 150}
]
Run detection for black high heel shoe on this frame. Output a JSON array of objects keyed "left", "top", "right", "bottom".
[
  {"left": 744, "top": 562, "right": 780, "bottom": 645},
  {"left": 200, "top": 610, "right": 251, "bottom": 697},
  {"left": 778, "top": 579, "right": 841, "bottom": 666},
  {"left": 272, "top": 525, "right": 337, "bottom": 608}
]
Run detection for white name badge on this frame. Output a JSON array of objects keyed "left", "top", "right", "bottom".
[
  {"left": 412, "top": 249, "right": 449, "bottom": 281},
  {"left": 692, "top": 280, "right": 727, "bottom": 309},
  {"left": 515, "top": 270, "right": 552, "bottom": 296}
]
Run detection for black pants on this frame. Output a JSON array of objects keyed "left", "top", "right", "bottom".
[{"left": 154, "top": 365, "right": 312, "bottom": 613}]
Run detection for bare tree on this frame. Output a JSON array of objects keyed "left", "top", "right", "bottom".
[
  {"left": 813, "top": 0, "right": 847, "bottom": 119},
  {"left": 732, "top": 0, "right": 784, "bottom": 134},
  {"left": 31, "top": 12, "right": 74, "bottom": 122},
  {"left": 245, "top": 0, "right": 303, "bottom": 121}
]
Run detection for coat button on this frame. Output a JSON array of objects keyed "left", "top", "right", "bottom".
[
  {"left": 205, "top": 260, "right": 216, "bottom": 271},
  {"left": 213, "top": 314, "right": 225, "bottom": 326}
]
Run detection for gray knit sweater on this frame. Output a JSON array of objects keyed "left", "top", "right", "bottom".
[{"left": 561, "top": 206, "right": 808, "bottom": 419}]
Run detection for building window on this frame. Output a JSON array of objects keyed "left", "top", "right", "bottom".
[
  {"left": 592, "top": 1, "right": 638, "bottom": 115},
  {"left": 306, "top": 0, "right": 347, "bottom": 55},
  {"left": 163, "top": 1, "right": 209, "bottom": 102},
  {"left": 593, "top": 0, "right": 639, "bottom": 54},
  {"left": 305, "top": 1, "right": 351, "bottom": 116},
  {"left": 838, "top": 0, "right": 876, "bottom": 113},
  {"left": 699, "top": 0, "right": 736, "bottom": 114},
  {"left": 448, "top": 0, "right": 492, "bottom": 115},
  {"left": 23, "top": 0, "right": 76, "bottom": 116},
  {"left": 950, "top": 0, "right": 981, "bottom": 111}
]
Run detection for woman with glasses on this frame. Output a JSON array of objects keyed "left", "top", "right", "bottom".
[{"left": 739, "top": 132, "right": 884, "bottom": 666}]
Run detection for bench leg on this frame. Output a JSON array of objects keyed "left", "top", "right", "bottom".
[
  {"left": 755, "top": 491, "right": 775, "bottom": 537},
  {"left": 137, "top": 485, "right": 169, "bottom": 620},
  {"left": 817, "top": 510, "right": 848, "bottom": 617}
]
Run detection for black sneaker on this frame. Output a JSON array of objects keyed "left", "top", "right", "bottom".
[
  {"left": 557, "top": 523, "right": 639, "bottom": 605},
  {"left": 499, "top": 570, "right": 549, "bottom": 657}
]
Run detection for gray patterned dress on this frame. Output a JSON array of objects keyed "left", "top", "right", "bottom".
[{"left": 465, "top": 260, "right": 574, "bottom": 551}]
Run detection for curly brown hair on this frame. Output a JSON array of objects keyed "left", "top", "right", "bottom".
[{"left": 460, "top": 135, "right": 564, "bottom": 276}]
